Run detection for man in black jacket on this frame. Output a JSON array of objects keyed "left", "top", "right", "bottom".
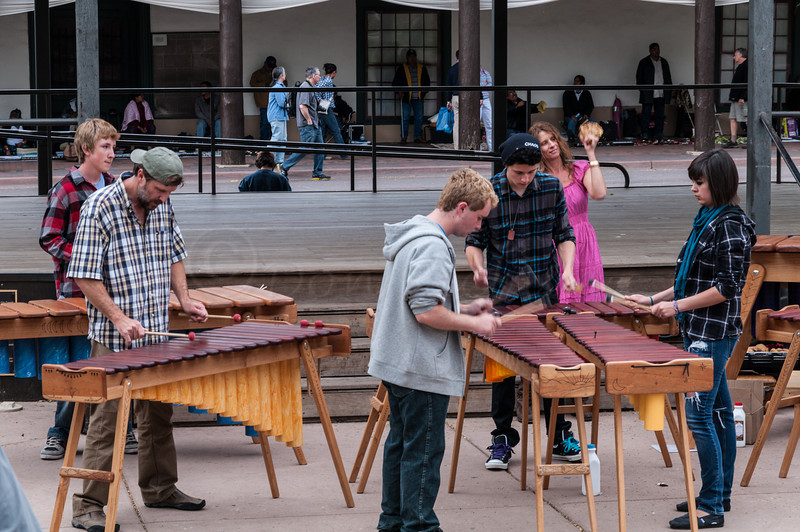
[
  {"left": 725, "top": 48, "right": 748, "bottom": 148},
  {"left": 563, "top": 75, "right": 594, "bottom": 141},
  {"left": 636, "top": 43, "right": 672, "bottom": 141}
]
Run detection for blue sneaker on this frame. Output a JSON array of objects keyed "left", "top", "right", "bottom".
[
  {"left": 553, "top": 436, "right": 582, "bottom": 462},
  {"left": 485, "top": 434, "right": 514, "bottom": 470}
]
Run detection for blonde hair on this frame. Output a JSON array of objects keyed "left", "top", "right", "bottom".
[
  {"left": 528, "top": 121, "right": 574, "bottom": 176},
  {"left": 73, "top": 118, "right": 119, "bottom": 164},
  {"left": 437, "top": 168, "right": 498, "bottom": 212}
]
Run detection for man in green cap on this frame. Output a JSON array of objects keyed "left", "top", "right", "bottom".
[{"left": 68, "top": 146, "right": 209, "bottom": 532}]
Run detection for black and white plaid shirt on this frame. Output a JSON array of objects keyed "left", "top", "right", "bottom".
[{"left": 676, "top": 208, "right": 755, "bottom": 341}]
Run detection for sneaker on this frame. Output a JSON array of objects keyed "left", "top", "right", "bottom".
[
  {"left": 72, "top": 510, "right": 120, "bottom": 532},
  {"left": 485, "top": 434, "right": 514, "bottom": 470},
  {"left": 669, "top": 512, "right": 724, "bottom": 529},
  {"left": 552, "top": 436, "right": 582, "bottom": 462},
  {"left": 144, "top": 488, "right": 206, "bottom": 511},
  {"left": 278, "top": 165, "right": 288, "bottom": 178},
  {"left": 311, "top": 173, "right": 331, "bottom": 181},
  {"left": 722, "top": 141, "right": 738, "bottom": 148},
  {"left": 125, "top": 430, "right": 138, "bottom": 455},
  {"left": 41, "top": 436, "right": 66, "bottom": 460},
  {"left": 676, "top": 497, "right": 731, "bottom": 513}
]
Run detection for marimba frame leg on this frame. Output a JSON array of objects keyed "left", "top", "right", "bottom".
[
  {"left": 520, "top": 377, "right": 529, "bottom": 490},
  {"left": 779, "top": 403, "right": 800, "bottom": 478},
  {"left": 49, "top": 401, "right": 87, "bottom": 532},
  {"left": 675, "top": 393, "right": 699, "bottom": 532},
  {"left": 293, "top": 445, "right": 307, "bottom": 466},
  {"left": 448, "top": 335, "right": 475, "bottom": 494},
  {"left": 541, "top": 398, "right": 558, "bottom": 490},
  {"left": 613, "top": 395, "right": 626, "bottom": 532},
  {"left": 531, "top": 379, "right": 545, "bottom": 532},
  {"left": 105, "top": 380, "right": 133, "bottom": 532},
  {"left": 574, "top": 398, "right": 598, "bottom": 532},
  {"left": 299, "top": 340, "right": 355, "bottom": 508},
  {"left": 357, "top": 398, "right": 390, "bottom": 494},
  {"left": 257, "top": 431, "right": 280, "bottom": 498},
  {"left": 349, "top": 381, "right": 387, "bottom": 483}
]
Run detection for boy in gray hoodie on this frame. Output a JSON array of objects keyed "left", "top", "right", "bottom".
[{"left": 369, "top": 168, "right": 502, "bottom": 532}]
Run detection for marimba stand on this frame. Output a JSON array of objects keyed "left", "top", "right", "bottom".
[
  {"left": 448, "top": 318, "right": 598, "bottom": 532},
  {"left": 722, "top": 236, "right": 800, "bottom": 486},
  {"left": 43, "top": 322, "right": 355, "bottom": 532},
  {"left": 553, "top": 313, "right": 715, "bottom": 532}
]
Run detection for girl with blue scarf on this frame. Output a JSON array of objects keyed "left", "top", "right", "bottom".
[{"left": 629, "top": 149, "right": 755, "bottom": 530}]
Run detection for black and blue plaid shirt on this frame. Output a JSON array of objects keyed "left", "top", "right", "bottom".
[
  {"left": 465, "top": 170, "right": 574, "bottom": 305},
  {"left": 675, "top": 207, "right": 755, "bottom": 341}
]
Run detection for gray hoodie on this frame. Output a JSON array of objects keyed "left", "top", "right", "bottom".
[{"left": 368, "top": 215, "right": 466, "bottom": 397}]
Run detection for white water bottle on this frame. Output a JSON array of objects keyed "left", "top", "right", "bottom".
[
  {"left": 734, "top": 402, "right": 746, "bottom": 447},
  {"left": 581, "top": 444, "right": 601, "bottom": 496}
]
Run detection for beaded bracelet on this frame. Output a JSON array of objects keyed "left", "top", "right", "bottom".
[{"left": 673, "top": 300, "right": 680, "bottom": 313}]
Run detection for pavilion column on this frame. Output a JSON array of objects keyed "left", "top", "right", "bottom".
[
  {"left": 693, "top": 0, "right": 715, "bottom": 152},
  {"left": 458, "top": 0, "right": 480, "bottom": 150},
  {"left": 220, "top": 0, "right": 245, "bottom": 165}
]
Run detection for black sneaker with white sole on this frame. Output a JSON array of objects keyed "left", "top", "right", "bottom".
[
  {"left": 485, "top": 434, "right": 514, "bottom": 470},
  {"left": 552, "top": 436, "right": 582, "bottom": 462}
]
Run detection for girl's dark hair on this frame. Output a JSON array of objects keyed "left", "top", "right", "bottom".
[
  {"left": 255, "top": 151, "right": 276, "bottom": 169},
  {"left": 323, "top": 63, "right": 337, "bottom": 75},
  {"left": 687, "top": 148, "right": 740, "bottom": 207}
]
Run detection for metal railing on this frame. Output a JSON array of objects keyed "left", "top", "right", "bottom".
[
  {"left": 761, "top": 111, "right": 800, "bottom": 187},
  {"left": 4, "top": 81, "right": 796, "bottom": 195}
]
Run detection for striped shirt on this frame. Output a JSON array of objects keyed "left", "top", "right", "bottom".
[
  {"left": 676, "top": 208, "right": 755, "bottom": 341},
  {"left": 465, "top": 170, "right": 574, "bottom": 305},
  {"left": 39, "top": 169, "right": 115, "bottom": 298},
  {"left": 315, "top": 76, "right": 336, "bottom": 109},
  {"left": 479, "top": 68, "right": 492, "bottom": 100},
  {"left": 67, "top": 177, "right": 187, "bottom": 352}
]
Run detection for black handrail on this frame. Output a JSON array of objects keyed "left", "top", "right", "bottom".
[{"left": 761, "top": 111, "right": 800, "bottom": 188}]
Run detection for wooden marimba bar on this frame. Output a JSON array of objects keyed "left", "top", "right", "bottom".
[
  {"left": 449, "top": 316, "right": 598, "bottom": 532},
  {"left": 553, "top": 313, "right": 714, "bottom": 532},
  {"left": 41, "top": 320, "right": 354, "bottom": 532},
  {"left": 740, "top": 307, "right": 800, "bottom": 486}
]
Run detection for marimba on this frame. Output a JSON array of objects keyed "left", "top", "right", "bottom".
[
  {"left": 0, "top": 285, "right": 296, "bottom": 378},
  {"left": 41, "top": 320, "right": 354, "bottom": 532},
  {"left": 448, "top": 316, "right": 598, "bottom": 532},
  {"left": 552, "top": 313, "right": 714, "bottom": 532},
  {"left": 740, "top": 306, "right": 800, "bottom": 485}
]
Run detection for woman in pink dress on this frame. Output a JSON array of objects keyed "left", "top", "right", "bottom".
[{"left": 529, "top": 121, "right": 607, "bottom": 303}]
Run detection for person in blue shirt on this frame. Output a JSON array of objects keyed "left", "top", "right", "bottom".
[{"left": 267, "top": 66, "right": 289, "bottom": 164}]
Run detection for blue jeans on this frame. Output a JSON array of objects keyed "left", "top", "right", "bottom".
[
  {"left": 196, "top": 119, "right": 221, "bottom": 138},
  {"left": 401, "top": 99, "right": 424, "bottom": 140},
  {"left": 683, "top": 335, "right": 737, "bottom": 516},
  {"left": 269, "top": 120, "right": 287, "bottom": 163},
  {"left": 283, "top": 124, "right": 324, "bottom": 175},
  {"left": 320, "top": 111, "right": 348, "bottom": 159},
  {"left": 565, "top": 116, "right": 595, "bottom": 139},
  {"left": 259, "top": 108, "right": 271, "bottom": 140},
  {"left": 641, "top": 97, "right": 666, "bottom": 138},
  {"left": 378, "top": 381, "right": 449, "bottom": 532}
]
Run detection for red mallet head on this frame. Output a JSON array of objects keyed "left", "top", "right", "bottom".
[
  {"left": 188, "top": 331, "right": 196, "bottom": 341},
  {"left": 314, "top": 320, "right": 324, "bottom": 328},
  {"left": 300, "top": 320, "right": 309, "bottom": 327},
  {"left": 233, "top": 314, "right": 242, "bottom": 323}
]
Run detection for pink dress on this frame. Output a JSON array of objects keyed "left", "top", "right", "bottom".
[{"left": 557, "top": 160, "right": 605, "bottom": 303}]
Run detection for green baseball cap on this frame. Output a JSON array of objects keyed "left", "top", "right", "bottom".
[{"left": 130, "top": 147, "right": 183, "bottom": 185}]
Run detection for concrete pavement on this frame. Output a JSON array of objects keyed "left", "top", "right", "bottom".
[{"left": 3, "top": 400, "right": 800, "bottom": 531}]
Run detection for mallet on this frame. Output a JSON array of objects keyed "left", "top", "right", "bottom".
[
  {"left": 589, "top": 278, "right": 651, "bottom": 312},
  {"left": 144, "top": 330, "right": 196, "bottom": 340},
  {"left": 179, "top": 312, "right": 241, "bottom": 322}
]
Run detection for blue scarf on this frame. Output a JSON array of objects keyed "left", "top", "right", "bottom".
[{"left": 673, "top": 205, "right": 730, "bottom": 321}]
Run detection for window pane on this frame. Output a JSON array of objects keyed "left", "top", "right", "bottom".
[
  {"left": 396, "top": 30, "right": 409, "bottom": 48},
  {"left": 367, "top": 12, "right": 380, "bottom": 30},
  {"left": 721, "top": 5, "right": 734, "bottom": 17},
  {"left": 776, "top": 2, "right": 788, "bottom": 18},
  {"left": 424, "top": 13, "right": 436, "bottom": 28},
  {"left": 396, "top": 13, "right": 409, "bottom": 30},
  {"left": 383, "top": 67, "right": 396, "bottom": 82},
  {"left": 735, "top": 4, "right": 748, "bottom": 17},
  {"left": 424, "top": 30, "right": 437, "bottom": 47},
  {"left": 774, "top": 71, "right": 787, "bottom": 83},
  {"left": 735, "top": 20, "right": 747, "bottom": 35},
  {"left": 722, "top": 37, "right": 734, "bottom": 51},
  {"left": 775, "top": 20, "right": 788, "bottom": 36},
  {"left": 384, "top": 32, "right": 396, "bottom": 46},
  {"left": 410, "top": 30, "right": 424, "bottom": 47},
  {"left": 775, "top": 54, "right": 787, "bottom": 70},
  {"left": 722, "top": 19, "right": 735, "bottom": 34},
  {"left": 734, "top": 37, "right": 748, "bottom": 50},
  {"left": 382, "top": 15, "right": 395, "bottom": 30},
  {"left": 411, "top": 13, "right": 424, "bottom": 29},
  {"left": 367, "top": 30, "right": 381, "bottom": 47},
  {"left": 776, "top": 36, "right": 788, "bottom": 53},
  {"left": 367, "top": 67, "right": 381, "bottom": 83}
]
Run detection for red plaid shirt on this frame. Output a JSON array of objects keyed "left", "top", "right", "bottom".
[{"left": 39, "top": 169, "right": 115, "bottom": 298}]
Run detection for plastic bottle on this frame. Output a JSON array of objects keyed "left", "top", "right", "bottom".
[
  {"left": 734, "top": 402, "right": 746, "bottom": 447},
  {"left": 581, "top": 444, "right": 601, "bottom": 496}
]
